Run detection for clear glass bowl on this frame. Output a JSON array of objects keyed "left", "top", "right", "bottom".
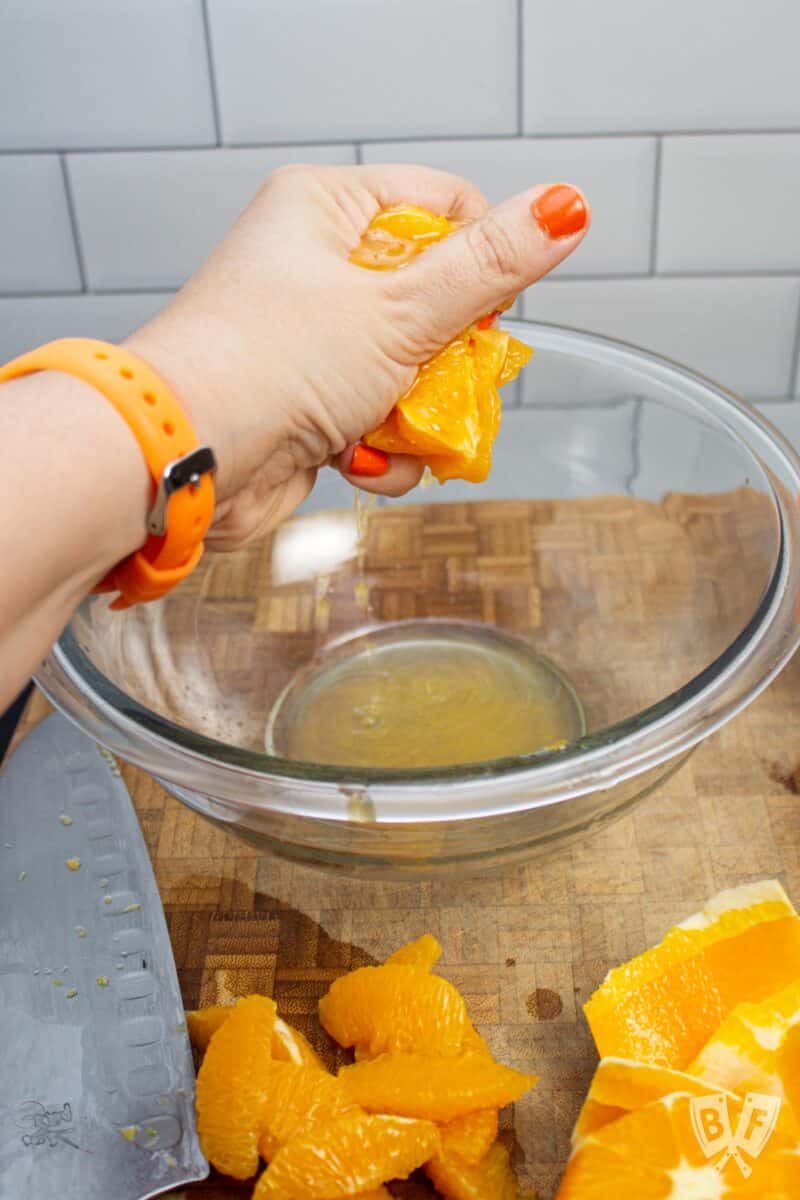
[{"left": 38, "top": 321, "right": 800, "bottom": 875}]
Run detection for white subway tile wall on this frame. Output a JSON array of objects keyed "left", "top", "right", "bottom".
[{"left": 1, "top": 0, "right": 799, "bottom": 414}]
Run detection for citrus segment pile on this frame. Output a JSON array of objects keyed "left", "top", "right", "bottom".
[
  {"left": 558, "top": 880, "right": 800, "bottom": 1197},
  {"left": 353, "top": 205, "right": 533, "bottom": 484},
  {"left": 192, "top": 935, "right": 536, "bottom": 1198}
]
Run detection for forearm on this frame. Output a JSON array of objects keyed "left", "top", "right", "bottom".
[{"left": 0, "top": 370, "right": 150, "bottom": 706}]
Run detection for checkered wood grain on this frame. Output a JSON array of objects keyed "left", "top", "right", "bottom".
[{"left": 11, "top": 488, "right": 800, "bottom": 1200}]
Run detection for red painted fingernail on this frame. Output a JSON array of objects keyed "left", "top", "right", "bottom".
[
  {"left": 476, "top": 310, "right": 500, "bottom": 330},
  {"left": 350, "top": 444, "right": 389, "bottom": 477},
  {"left": 531, "top": 184, "right": 587, "bottom": 239}
]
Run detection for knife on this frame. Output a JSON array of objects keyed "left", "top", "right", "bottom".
[{"left": 0, "top": 712, "right": 208, "bottom": 1200}]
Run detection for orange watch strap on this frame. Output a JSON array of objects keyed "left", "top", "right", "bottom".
[{"left": 0, "top": 337, "right": 215, "bottom": 609}]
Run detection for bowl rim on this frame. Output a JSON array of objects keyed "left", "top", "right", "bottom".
[{"left": 38, "top": 320, "right": 800, "bottom": 823}]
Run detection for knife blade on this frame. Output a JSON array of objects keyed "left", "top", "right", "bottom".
[{"left": 0, "top": 711, "right": 208, "bottom": 1200}]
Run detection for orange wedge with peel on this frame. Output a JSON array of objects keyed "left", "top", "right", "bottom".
[
  {"left": 572, "top": 1058, "right": 733, "bottom": 1143},
  {"left": 556, "top": 1090, "right": 800, "bottom": 1199},
  {"left": 252, "top": 1112, "right": 440, "bottom": 1200},
  {"left": 353, "top": 205, "right": 533, "bottom": 483},
  {"left": 339, "top": 1051, "right": 535, "bottom": 1122},
  {"left": 584, "top": 880, "right": 800, "bottom": 1069}
]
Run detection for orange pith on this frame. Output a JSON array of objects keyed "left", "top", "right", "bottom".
[
  {"left": 195, "top": 994, "right": 277, "bottom": 1180},
  {"left": 584, "top": 880, "right": 800, "bottom": 1068},
  {"left": 353, "top": 205, "right": 533, "bottom": 483},
  {"left": 253, "top": 1112, "right": 440, "bottom": 1200},
  {"left": 339, "top": 1052, "right": 536, "bottom": 1122}
]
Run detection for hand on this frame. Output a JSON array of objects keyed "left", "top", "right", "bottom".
[{"left": 126, "top": 165, "right": 590, "bottom": 550}]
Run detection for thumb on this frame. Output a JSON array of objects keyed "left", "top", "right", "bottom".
[{"left": 387, "top": 183, "right": 590, "bottom": 350}]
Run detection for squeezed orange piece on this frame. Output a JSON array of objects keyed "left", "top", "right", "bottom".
[{"left": 353, "top": 205, "right": 533, "bottom": 483}]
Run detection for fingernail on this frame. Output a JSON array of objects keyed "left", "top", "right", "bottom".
[
  {"left": 350, "top": 444, "right": 389, "bottom": 477},
  {"left": 531, "top": 185, "right": 587, "bottom": 239}
]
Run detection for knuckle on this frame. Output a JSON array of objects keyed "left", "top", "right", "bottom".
[{"left": 465, "top": 216, "right": 524, "bottom": 289}]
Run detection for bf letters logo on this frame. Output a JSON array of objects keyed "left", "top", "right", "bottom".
[{"left": 690, "top": 1092, "right": 781, "bottom": 1178}]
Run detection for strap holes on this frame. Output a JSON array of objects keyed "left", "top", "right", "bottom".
[
  {"left": 162, "top": 420, "right": 175, "bottom": 435},
  {"left": 119, "top": 366, "right": 134, "bottom": 379},
  {"left": 143, "top": 391, "right": 156, "bottom": 406}
]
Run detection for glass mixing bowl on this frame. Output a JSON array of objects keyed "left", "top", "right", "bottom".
[{"left": 38, "top": 321, "right": 800, "bottom": 875}]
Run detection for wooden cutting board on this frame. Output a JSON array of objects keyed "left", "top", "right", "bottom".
[{"left": 10, "top": 490, "right": 800, "bottom": 1200}]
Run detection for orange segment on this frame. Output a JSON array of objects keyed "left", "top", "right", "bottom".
[
  {"left": 186, "top": 1004, "right": 231, "bottom": 1052},
  {"left": 256, "top": 1061, "right": 360, "bottom": 1162},
  {"left": 195, "top": 994, "right": 277, "bottom": 1180},
  {"left": 339, "top": 1052, "right": 536, "bottom": 1122},
  {"left": 187, "top": 1004, "right": 322, "bottom": 1068},
  {"left": 439, "top": 1108, "right": 500, "bottom": 1164},
  {"left": 687, "top": 978, "right": 800, "bottom": 1099},
  {"left": 584, "top": 880, "right": 800, "bottom": 1068},
  {"left": 272, "top": 1017, "right": 324, "bottom": 1068},
  {"left": 355, "top": 204, "right": 533, "bottom": 484},
  {"left": 556, "top": 1091, "right": 800, "bottom": 1199},
  {"left": 426, "top": 1140, "right": 519, "bottom": 1200},
  {"left": 385, "top": 933, "right": 442, "bottom": 971},
  {"left": 253, "top": 1112, "right": 440, "bottom": 1199},
  {"left": 318, "top": 963, "right": 469, "bottom": 1058}
]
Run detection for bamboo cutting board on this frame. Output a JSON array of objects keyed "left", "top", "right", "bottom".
[{"left": 11, "top": 491, "right": 800, "bottom": 1200}]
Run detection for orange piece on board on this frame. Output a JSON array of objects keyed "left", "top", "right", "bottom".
[
  {"left": 353, "top": 205, "right": 533, "bottom": 483},
  {"left": 187, "top": 1003, "right": 322, "bottom": 1068},
  {"left": 195, "top": 994, "right": 277, "bottom": 1180},
  {"left": 384, "top": 933, "right": 443, "bottom": 971},
  {"left": 426, "top": 1139, "right": 520, "bottom": 1200},
  {"left": 584, "top": 881, "right": 800, "bottom": 1069},
  {"left": 256, "top": 1061, "right": 360, "bottom": 1162},
  {"left": 339, "top": 1052, "right": 535, "bottom": 1122},
  {"left": 439, "top": 1107, "right": 500, "bottom": 1164},
  {"left": 319, "top": 963, "right": 469, "bottom": 1059},
  {"left": 252, "top": 1112, "right": 439, "bottom": 1200}
]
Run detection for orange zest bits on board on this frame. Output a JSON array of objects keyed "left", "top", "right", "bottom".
[
  {"left": 190, "top": 934, "right": 537, "bottom": 1198},
  {"left": 352, "top": 205, "right": 533, "bottom": 484}
]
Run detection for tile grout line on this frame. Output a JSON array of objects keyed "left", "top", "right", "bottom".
[
  {"left": 200, "top": 0, "right": 223, "bottom": 147},
  {"left": 648, "top": 138, "right": 663, "bottom": 275},
  {"left": 59, "top": 155, "right": 88, "bottom": 293},
  {"left": 516, "top": 0, "right": 524, "bottom": 136},
  {"left": 6, "top": 128, "right": 800, "bottom": 157}
]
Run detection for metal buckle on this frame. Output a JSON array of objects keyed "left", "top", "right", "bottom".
[{"left": 147, "top": 446, "right": 217, "bottom": 537}]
